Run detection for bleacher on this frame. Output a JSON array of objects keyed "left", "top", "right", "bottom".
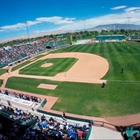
[
  {"left": 0, "top": 105, "right": 36, "bottom": 127},
  {"left": 0, "top": 90, "right": 43, "bottom": 111},
  {"left": 0, "top": 103, "right": 91, "bottom": 140},
  {"left": 96, "top": 35, "right": 126, "bottom": 42},
  {"left": 0, "top": 39, "right": 69, "bottom": 68},
  {"left": 0, "top": 89, "right": 92, "bottom": 140}
]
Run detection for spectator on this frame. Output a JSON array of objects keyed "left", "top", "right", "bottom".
[
  {"left": 41, "top": 114, "right": 46, "bottom": 122},
  {"left": 62, "top": 111, "right": 67, "bottom": 121}
]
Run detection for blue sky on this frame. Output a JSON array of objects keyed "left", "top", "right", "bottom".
[{"left": 0, "top": 0, "right": 140, "bottom": 40}]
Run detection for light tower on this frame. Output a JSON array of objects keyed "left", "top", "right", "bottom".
[
  {"left": 25, "top": 21, "right": 30, "bottom": 42},
  {"left": 127, "top": 17, "right": 131, "bottom": 30},
  {"left": 126, "top": 17, "right": 131, "bottom": 39}
]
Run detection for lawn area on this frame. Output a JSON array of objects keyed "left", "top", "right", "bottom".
[
  {"left": 6, "top": 77, "right": 140, "bottom": 117},
  {"left": 0, "top": 79, "right": 3, "bottom": 86},
  {"left": 5, "top": 42, "right": 140, "bottom": 117},
  {"left": 19, "top": 58, "right": 77, "bottom": 76},
  {"left": 11, "top": 60, "right": 32, "bottom": 71},
  {"left": 0, "top": 69, "right": 7, "bottom": 75},
  {"left": 11, "top": 54, "right": 47, "bottom": 72}
]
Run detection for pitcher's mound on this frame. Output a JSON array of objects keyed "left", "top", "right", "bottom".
[
  {"left": 41, "top": 63, "right": 53, "bottom": 68},
  {"left": 37, "top": 84, "right": 57, "bottom": 90}
]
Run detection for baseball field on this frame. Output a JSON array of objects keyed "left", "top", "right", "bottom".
[{"left": 5, "top": 42, "right": 140, "bottom": 117}]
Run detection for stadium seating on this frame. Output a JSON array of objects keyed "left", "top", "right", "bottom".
[
  {"left": 0, "top": 40, "right": 68, "bottom": 68},
  {"left": 0, "top": 103, "right": 90, "bottom": 140},
  {"left": 96, "top": 35, "right": 125, "bottom": 42}
]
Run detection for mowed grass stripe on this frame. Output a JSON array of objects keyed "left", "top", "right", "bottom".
[
  {"left": 121, "top": 42, "right": 135, "bottom": 54},
  {"left": 105, "top": 42, "right": 126, "bottom": 80},
  {"left": 60, "top": 58, "right": 76, "bottom": 71},
  {"left": 67, "top": 45, "right": 81, "bottom": 52},
  {"left": 84, "top": 44, "right": 96, "bottom": 53},
  {"left": 19, "top": 60, "right": 41, "bottom": 75},
  {"left": 110, "top": 42, "right": 129, "bottom": 80},
  {"left": 101, "top": 43, "right": 115, "bottom": 80},
  {"left": 97, "top": 42, "right": 108, "bottom": 57},
  {"left": 92, "top": 43, "right": 101, "bottom": 54},
  {"left": 110, "top": 42, "right": 135, "bottom": 80},
  {"left": 75, "top": 45, "right": 91, "bottom": 52},
  {"left": 112, "top": 43, "right": 136, "bottom": 80},
  {"left": 89, "top": 43, "right": 99, "bottom": 54},
  {"left": 50, "top": 58, "right": 73, "bottom": 73},
  {"left": 120, "top": 43, "right": 140, "bottom": 80},
  {"left": 128, "top": 42, "right": 140, "bottom": 52},
  {"left": 84, "top": 44, "right": 95, "bottom": 53},
  {"left": 41, "top": 58, "right": 74, "bottom": 76},
  {"left": 20, "top": 58, "right": 77, "bottom": 76},
  {"left": 107, "top": 43, "right": 118, "bottom": 79}
]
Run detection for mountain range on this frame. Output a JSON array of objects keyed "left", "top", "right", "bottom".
[
  {"left": 90, "top": 24, "right": 140, "bottom": 31},
  {"left": 1, "top": 24, "right": 140, "bottom": 43}
]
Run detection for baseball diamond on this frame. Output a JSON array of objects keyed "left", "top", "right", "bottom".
[{"left": 0, "top": 42, "right": 139, "bottom": 120}]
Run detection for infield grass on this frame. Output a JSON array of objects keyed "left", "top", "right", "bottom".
[
  {"left": 6, "top": 42, "right": 140, "bottom": 117},
  {"left": 19, "top": 58, "right": 77, "bottom": 76}
]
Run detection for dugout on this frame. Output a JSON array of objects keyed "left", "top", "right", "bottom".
[
  {"left": 96, "top": 35, "right": 125, "bottom": 42},
  {"left": 44, "top": 40, "right": 58, "bottom": 49}
]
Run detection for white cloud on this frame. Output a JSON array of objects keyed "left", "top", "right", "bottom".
[
  {"left": 1, "top": 6, "right": 140, "bottom": 35},
  {"left": 0, "top": 16, "right": 75, "bottom": 32},
  {"left": 1, "top": 23, "right": 26, "bottom": 30},
  {"left": 59, "top": 9, "right": 140, "bottom": 30},
  {"left": 111, "top": 5, "right": 127, "bottom": 10},
  {"left": 25, "top": 21, "right": 41, "bottom": 26},
  {"left": 36, "top": 16, "right": 75, "bottom": 24},
  {"left": 125, "top": 7, "right": 140, "bottom": 13},
  {"left": 34, "top": 27, "right": 63, "bottom": 34}
]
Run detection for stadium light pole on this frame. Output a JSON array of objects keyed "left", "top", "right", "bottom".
[
  {"left": 127, "top": 17, "right": 131, "bottom": 30},
  {"left": 25, "top": 21, "right": 30, "bottom": 43},
  {"left": 126, "top": 17, "right": 131, "bottom": 38}
]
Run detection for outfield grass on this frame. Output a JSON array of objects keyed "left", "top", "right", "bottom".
[
  {"left": 19, "top": 58, "right": 77, "bottom": 76},
  {"left": 6, "top": 77, "right": 140, "bottom": 117},
  {"left": 6, "top": 42, "right": 140, "bottom": 117}
]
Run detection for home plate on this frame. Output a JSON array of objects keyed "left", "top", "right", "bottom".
[{"left": 37, "top": 84, "right": 57, "bottom": 90}]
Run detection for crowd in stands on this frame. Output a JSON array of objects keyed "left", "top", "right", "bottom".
[
  {"left": 0, "top": 104, "right": 37, "bottom": 140},
  {"left": 0, "top": 103, "right": 91, "bottom": 140},
  {"left": 1, "top": 89, "right": 42, "bottom": 103},
  {"left": 22, "top": 114, "right": 91, "bottom": 140},
  {"left": 0, "top": 41, "right": 48, "bottom": 67},
  {"left": 0, "top": 39, "right": 69, "bottom": 68},
  {"left": 0, "top": 104, "right": 34, "bottom": 122}
]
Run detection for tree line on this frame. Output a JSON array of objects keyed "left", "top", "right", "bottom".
[{"left": 0, "top": 29, "right": 140, "bottom": 48}]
